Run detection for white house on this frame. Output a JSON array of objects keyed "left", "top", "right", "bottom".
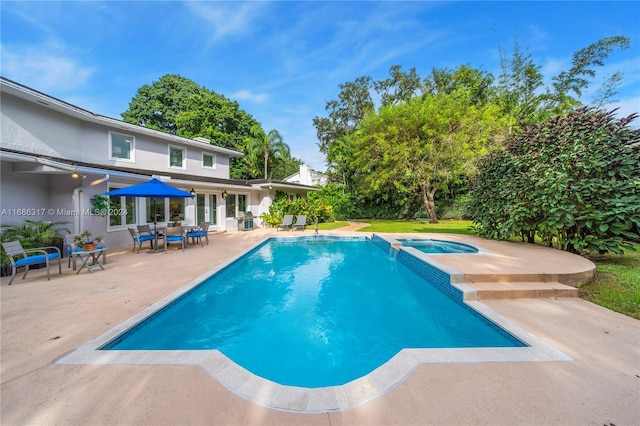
[
  {"left": 0, "top": 77, "right": 318, "bottom": 250},
  {"left": 284, "top": 164, "right": 328, "bottom": 187}
]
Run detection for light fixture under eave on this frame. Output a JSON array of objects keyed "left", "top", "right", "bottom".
[
  {"left": 71, "top": 171, "right": 81, "bottom": 179},
  {"left": 222, "top": 190, "right": 228, "bottom": 199},
  {"left": 189, "top": 188, "right": 196, "bottom": 195}
]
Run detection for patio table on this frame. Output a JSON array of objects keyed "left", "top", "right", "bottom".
[{"left": 72, "top": 248, "right": 106, "bottom": 274}]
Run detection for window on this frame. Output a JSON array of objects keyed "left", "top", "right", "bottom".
[
  {"left": 169, "top": 198, "right": 185, "bottom": 222},
  {"left": 146, "top": 199, "right": 165, "bottom": 224},
  {"left": 238, "top": 194, "right": 247, "bottom": 213},
  {"left": 169, "top": 145, "right": 186, "bottom": 168},
  {"left": 202, "top": 153, "right": 216, "bottom": 169},
  {"left": 107, "top": 191, "right": 136, "bottom": 228},
  {"left": 110, "top": 132, "right": 134, "bottom": 161},
  {"left": 225, "top": 194, "right": 247, "bottom": 218},
  {"left": 225, "top": 194, "right": 236, "bottom": 218}
]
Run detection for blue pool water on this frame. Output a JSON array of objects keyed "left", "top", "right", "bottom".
[
  {"left": 399, "top": 238, "right": 479, "bottom": 254},
  {"left": 103, "top": 237, "right": 522, "bottom": 388}
]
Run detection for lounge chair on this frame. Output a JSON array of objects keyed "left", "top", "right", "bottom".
[
  {"left": 128, "top": 227, "right": 155, "bottom": 253},
  {"left": 165, "top": 226, "right": 185, "bottom": 252},
  {"left": 293, "top": 215, "right": 307, "bottom": 231},
  {"left": 186, "top": 222, "right": 210, "bottom": 247},
  {"left": 2, "top": 241, "right": 62, "bottom": 285},
  {"left": 277, "top": 215, "right": 294, "bottom": 232}
]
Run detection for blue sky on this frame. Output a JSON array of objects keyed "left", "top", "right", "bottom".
[{"left": 2, "top": 1, "right": 639, "bottom": 171}]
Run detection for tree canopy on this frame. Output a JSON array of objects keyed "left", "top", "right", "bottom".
[
  {"left": 350, "top": 90, "right": 509, "bottom": 223},
  {"left": 121, "top": 74, "right": 302, "bottom": 179},
  {"left": 313, "top": 36, "right": 632, "bottom": 221}
]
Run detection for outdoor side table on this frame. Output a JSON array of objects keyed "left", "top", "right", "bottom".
[{"left": 72, "top": 248, "right": 107, "bottom": 274}]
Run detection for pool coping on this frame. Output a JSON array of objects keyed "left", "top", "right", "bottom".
[{"left": 57, "top": 235, "right": 572, "bottom": 413}]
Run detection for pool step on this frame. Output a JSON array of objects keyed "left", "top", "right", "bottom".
[{"left": 468, "top": 281, "right": 579, "bottom": 300}]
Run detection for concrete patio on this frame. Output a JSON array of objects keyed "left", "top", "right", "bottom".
[{"left": 1, "top": 226, "right": 638, "bottom": 425}]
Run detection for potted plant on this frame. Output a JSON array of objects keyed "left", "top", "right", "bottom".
[{"left": 74, "top": 230, "right": 103, "bottom": 251}]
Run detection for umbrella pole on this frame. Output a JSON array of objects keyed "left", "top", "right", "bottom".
[{"left": 153, "top": 197, "right": 158, "bottom": 250}]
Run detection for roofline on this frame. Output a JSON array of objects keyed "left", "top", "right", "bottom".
[
  {"left": 0, "top": 76, "right": 243, "bottom": 158},
  {"left": 0, "top": 148, "right": 318, "bottom": 192}
]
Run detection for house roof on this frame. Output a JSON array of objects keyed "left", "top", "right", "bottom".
[
  {"left": 0, "top": 147, "right": 318, "bottom": 192},
  {"left": 0, "top": 77, "right": 242, "bottom": 158}
]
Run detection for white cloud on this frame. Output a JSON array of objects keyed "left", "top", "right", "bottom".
[
  {"left": 1, "top": 43, "right": 93, "bottom": 92},
  {"left": 231, "top": 89, "right": 268, "bottom": 104},
  {"left": 186, "top": 1, "right": 267, "bottom": 42}
]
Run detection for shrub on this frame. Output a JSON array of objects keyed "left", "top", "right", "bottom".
[{"left": 469, "top": 108, "right": 640, "bottom": 254}]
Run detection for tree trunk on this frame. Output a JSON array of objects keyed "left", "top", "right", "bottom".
[
  {"left": 263, "top": 149, "right": 269, "bottom": 179},
  {"left": 421, "top": 179, "right": 439, "bottom": 224}
]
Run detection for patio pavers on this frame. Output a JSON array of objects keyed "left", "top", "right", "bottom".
[{"left": 1, "top": 228, "right": 638, "bottom": 425}]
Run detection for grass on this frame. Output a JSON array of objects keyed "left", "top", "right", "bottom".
[
  {"left": 580, "top": 245, "right": 640, "bottom": 320},
  {"left": 354, "top": 219, "right": 476, "bottom": 234},
  {"left": 321, "top": 219, "right": 639, "bottom": 319},
  {"left": 316, "top": 221, "right": 349, "bottom": 230}
]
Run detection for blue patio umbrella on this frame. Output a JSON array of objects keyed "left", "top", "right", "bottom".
[{"left": 103, "top": 178, "right": 194, "bottom": 238}]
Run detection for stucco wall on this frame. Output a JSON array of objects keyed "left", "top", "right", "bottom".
[{"left": 1, "top": 93, "right": 232, "bottom": 179}]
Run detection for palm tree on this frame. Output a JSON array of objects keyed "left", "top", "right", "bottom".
[{"left": 246, "top": 126, "right": 290, "bottom": 179}]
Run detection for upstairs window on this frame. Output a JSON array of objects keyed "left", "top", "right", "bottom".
[
  {"left": 169, "top": 145, "right": 186, "bottom": 169},
  {"left": 110, "top": 132, "right": 134, "bottom": 161},
  {"left": 202, "top": 153, "right": 216, "bottom": 169}
]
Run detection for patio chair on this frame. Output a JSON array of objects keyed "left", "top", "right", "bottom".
[
  {"left": 186, "top": 222, "right": 210, "bottom": 247},
  {"left": 128, "top": 227, "right": 155, "bottom": 253},
  {"left": 65, "top": 233, "right": 79, "bottom": 268},
  {"left": 165, "top": 226, "right": 185, "bottom": 253},
  {"left": 138, "top": 224, "right": 163, "bottom": 248},
  {"left": 2, "top": 241, "right": 62, "bottom": 285},
  {"left": 293, "top": 215, "right": 307, "bottom": 231},
  {"left": 277, "top": 215, "right": 294, "bottom": 232}
]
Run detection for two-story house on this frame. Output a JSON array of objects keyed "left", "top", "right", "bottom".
[{"left": 0, "top": 77, "right": 317, "bottom": 250}]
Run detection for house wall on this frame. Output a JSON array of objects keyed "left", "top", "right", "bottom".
[
  {"left": 1, "top": 93, "right": 232, "bottom": 179},
  {"left": 0, "top": 160, "right": 51, "bottom": 220}
]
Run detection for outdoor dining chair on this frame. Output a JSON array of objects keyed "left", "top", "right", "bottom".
[
  {"left": 2, "top": 241, "right": 62, "bottom": 285},
  {"left": 165, "top": 226, "right": 185, "bottom": 253},
  {"left": 128, "top": 227, "right": 155, "bottom": 253},
  {"left": 186, "top": 222, "right": 210, "bottom": 247}
]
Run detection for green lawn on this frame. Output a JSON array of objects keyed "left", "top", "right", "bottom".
[
  {"left": 355, "top": 219, "right": 476, "bottom": 234},
  {"left": 316, "top": 221, "right": 350, "bottom": 230},
  {"left": 320, "top": 219, "right": 639, "bottom": 319},
  {"left": 580, "top": 245, "right": 640, "bottom": 320}
]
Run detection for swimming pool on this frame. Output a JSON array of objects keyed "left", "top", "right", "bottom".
[
  {"left": 103, "top": 236, "right": 522, "bottom": 388},
  {"left": 399, "top": 238, "right": 479, "bottom": 253}
]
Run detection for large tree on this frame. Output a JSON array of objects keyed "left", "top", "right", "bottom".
[
  {"left": 495, "top": 36, "right": 630, "bottom": 129},
  {"left": 121, "top": 74, "right": 202, "bottom": 134},
  {"left": 350, "top": 90, "right": 509, "bottom": 223},
  {"left": 121, "top": 74, "right": 302, "bottom": 179}
]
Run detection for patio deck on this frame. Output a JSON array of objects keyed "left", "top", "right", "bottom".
[{"left": 1, "top": 227, "right": 638, "bottom": 425}]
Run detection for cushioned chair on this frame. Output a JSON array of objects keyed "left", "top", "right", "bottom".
[
  {"left": 2, "top": 241, "right": 62, "bottom": 285},
  {"left": 186, "top": 222, "right": 210, "bottom": 247},
  {"left": 138, "top": 224, "right": 163, "bottom": 247},
  {"left": 293, "top": 215, "right": 307, "bottom": 231},
  {"left": 165, "top": 226, "right": 185, "bottom": 253},
  {"left": 277, "top": 214, "right": 294, "bottom": 232},
  {"left": 65, "top": 233, "right": 79, "bottom": 268},
  {"left": 128, "top": 227, "right": 155, "bottom": 253}
]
